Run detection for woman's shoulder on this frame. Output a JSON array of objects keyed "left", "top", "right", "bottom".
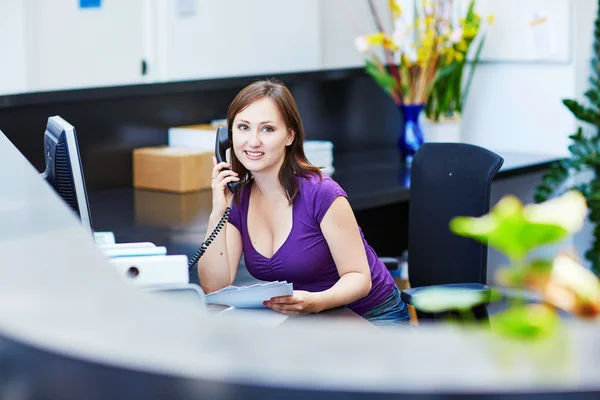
[{"left": 297, "top": 172, "right": 347, "bottom": 199}]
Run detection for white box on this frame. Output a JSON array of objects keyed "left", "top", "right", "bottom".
[
  {"left": 109, "top": 255, "right": 189, "bottom": 287},
  {"left": 168, "top": 124, "right": 218, "bottom": 151}
]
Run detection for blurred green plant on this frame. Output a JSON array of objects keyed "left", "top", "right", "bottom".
[
  {"left": 534, "top": 1, "right": 600, "bottom": 275},
  {"left": 448, "top": 190, "right": 600, "bottom": 339}
]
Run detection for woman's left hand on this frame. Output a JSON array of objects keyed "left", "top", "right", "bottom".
[{"left": 264, "top": 290, "right": 321, "bottom": 315}]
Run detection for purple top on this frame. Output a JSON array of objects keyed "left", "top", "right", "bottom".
[{"left": 227, "top": 173, "right": 395, "bottom": 315}]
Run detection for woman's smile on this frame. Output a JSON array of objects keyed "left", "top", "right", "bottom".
[{"left": 244, "top": 150, "right": 265, "bottom": 160}]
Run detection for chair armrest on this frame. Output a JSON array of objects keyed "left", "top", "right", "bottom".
[
  {"left": 378, "top": 257, "right": 400, "bottom": 271},
  {"left": 492, "top": 287, "right": 544, "bottom": 303},
  {"left": 401, "top": 283, "right": 490, "bottom": 307}
]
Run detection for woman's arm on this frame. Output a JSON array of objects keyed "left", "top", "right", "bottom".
[
  {"left": 197, "top": 158, "right": 244, "bottom": 293},
  {"left": 197, "top": 218, "right": 243, "bottom": 294},
  {"left": 266, "top": 196, "right": 372, "bottom": 314}
]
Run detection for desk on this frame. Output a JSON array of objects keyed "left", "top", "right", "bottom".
[
  {"left": 87, "top": 148, "right": 562, "bottom": 286},
  {"left": 5, "top": 130, "right": 600, "bottom": 398},
  {"left": 208, "top": 304, "right": 372, "bottom": 327}
]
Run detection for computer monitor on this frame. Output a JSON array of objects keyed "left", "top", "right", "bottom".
[{"left": 41, "top": 115, "right": 94, "bottom": 234}]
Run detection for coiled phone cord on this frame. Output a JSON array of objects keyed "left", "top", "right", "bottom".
[{"left": 188, "top": 206, "right": 232, "bottom": 269}]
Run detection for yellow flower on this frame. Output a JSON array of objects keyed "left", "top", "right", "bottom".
[
  {"left": 365, "top": 32, "right": 398, "bottom": 51},
  {"left": 456, "top": 39, "right": 468, "bottom": 53},
  {"left": 366, "top": 32, "right": 386, "bottom": 46},
  {"left": 383, "top": 38, "right": 399, "bottom": 51},
  {"left": 421, "top": 35, "right": 434, "bottom": 49},
  {"left": 442, "top": 48, "right": 455, "bottom": 65},
  {"left": 487, "top": 14, "right": 495, "bottom": 25},
  {"left": 388, "top": 0, "right": 402, "bottom": 18},
  {"left": 463, "top": 24, "right": 478, "bottom": 39},
  {"left": 454, "top": 52, "right": 465, "bottom": 62}
]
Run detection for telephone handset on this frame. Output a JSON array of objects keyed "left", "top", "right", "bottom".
[
  {"left": 215, "top": 126, "right": 242, "bottom": 194},
  {"left": 188, "top": 126, "right": 239, "bottom": 269}
]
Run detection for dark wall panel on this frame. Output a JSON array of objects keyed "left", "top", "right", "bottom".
[{"left": 0, "top": 69, "right": 402, "bottom": 191}]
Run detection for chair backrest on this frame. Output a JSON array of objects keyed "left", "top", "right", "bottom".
[{"left": 407, "top": 143, "right": 503, "bottom": 288}]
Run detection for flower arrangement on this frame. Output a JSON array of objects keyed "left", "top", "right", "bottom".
[
  {"left": 425, "top": 0, "right": 490, "bottom": 122},
  {"left": 349, "top": 0, "right": 490, "bottom": 109},
  {"left": 352, "top": 0, "right": 451, "bottom": 106}
]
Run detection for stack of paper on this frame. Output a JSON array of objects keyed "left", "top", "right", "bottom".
[
  {"left": 168, "top": 122, "right": 225, "bottom": 151},
  {"left": 205, "top": 281, "right": 293, "bottom": 308},
  {"left": 304, "top": 140, "right": 334, "bottom": 176},
  {"left": 99, "top": 242, "right": 167, "bottom": 258},
  {"left": 94, "top": 231, "right": 116, "bottom": 245}
]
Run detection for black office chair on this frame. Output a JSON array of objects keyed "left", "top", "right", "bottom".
[{"left": 399, "top": 143, "right": 504, "bottom": 323}]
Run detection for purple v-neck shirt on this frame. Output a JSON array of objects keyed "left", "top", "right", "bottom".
[{"left": 227, "top": 173, "right": 395, "bottom": 315}]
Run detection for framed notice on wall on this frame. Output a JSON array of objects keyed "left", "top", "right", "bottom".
[{"left": 466, "top": 0, "right": 571, "bottom": 63}]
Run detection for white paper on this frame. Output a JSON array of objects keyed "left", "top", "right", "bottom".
[
  {"left": 94, "top": 231, "right": 115, "bottom": 245},
  {"left": 530, "top": 12, "right": 555, "bottom": 59},
  {"left": 205, "top": 281, "right": 293, "bottom": 309}
]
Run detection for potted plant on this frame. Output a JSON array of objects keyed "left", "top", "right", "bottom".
[
  {"left": 534, "top": 0, "right": 600, "bottom": 276},
  {"left": 411, "top": 190, "right": 600, "bottom": 340},
  {"left": 422, "top": 0, "right": 491, "bottom": 143}
]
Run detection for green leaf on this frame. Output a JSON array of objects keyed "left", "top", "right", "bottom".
[
  {"left": 450, "top": 192, "right": 588, "bottom": 260},
  {"left": 492, "top": 304, "right": 559, "bottom": 340},
  {"left": 466, "top": 0, "right": 476, "bottom": 22},
  {"left": 450, "top": 198, "right": 567, "bottom": 260},
  {"left": 434, "top": 63, "right": 458, "bottom": 82},
  {"left": 585, "top": 88, "right": 600, "bottom": 110},
  {"left": 410, "top": 286, "right": 491, "bottom": 313},
  {"left": 462, "top": 35, "right": 486, "bottom": 109},
  {"left": 563, "top": 99, "right": 600, "bottom": 125},
  {"left": 364, "top": 60, "right": 397, "bottom": 95}
]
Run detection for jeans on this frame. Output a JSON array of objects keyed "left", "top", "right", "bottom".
[{"left": 361, "top": 286, "right": 411, "bottom": 326}]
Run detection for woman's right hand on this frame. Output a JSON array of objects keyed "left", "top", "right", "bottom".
[{"left": 210, "top": 156, "right": 240, "bottom": 214}]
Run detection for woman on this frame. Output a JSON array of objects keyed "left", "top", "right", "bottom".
[{"left": 197, "top": 79, "right": 409, "bottom": 326}]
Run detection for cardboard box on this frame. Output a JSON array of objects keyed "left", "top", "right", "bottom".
[
  {"left": 134, "top": 189, "right": 212, "bottom": 228},
  {"left": 133, "top": 146, "right": 213, "bottom": 193}
]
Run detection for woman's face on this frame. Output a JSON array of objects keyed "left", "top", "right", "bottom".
[{"left": 232, "top": 97, "right": 294, "bottom": 176}]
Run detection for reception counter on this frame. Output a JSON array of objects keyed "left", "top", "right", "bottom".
[{"left": 3, "top": 129, "right": 600, "bottom": 398}]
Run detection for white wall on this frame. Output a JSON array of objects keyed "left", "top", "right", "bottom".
[
  {"left": 461, "top": 0, "right": 597, "bottom": 156},
  {"left": 318, "top": 0, "right": 598, "bottom": 157},
  {"left": 155, "top": 0, "right": 321, "bottom": 82},
  {"left": 0, "top": 0, "right": 597, "bottom": 160},
  {"left": 0, "top": 1, "right": 27, "bottom": 95},
  {"left": 319, "top": 0, "right": 390, "bottom": 70},
  {"left": 461, "top": 63, "right": 576, "bottom": 156}
]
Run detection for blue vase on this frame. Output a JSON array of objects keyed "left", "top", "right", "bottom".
[{"left": 397, "top": 104, "right": 425, "bottom": 165}]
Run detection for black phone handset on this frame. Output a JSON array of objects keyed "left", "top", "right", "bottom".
[{"left": 188, "top": 126, "right": 241, "bottom": 269}]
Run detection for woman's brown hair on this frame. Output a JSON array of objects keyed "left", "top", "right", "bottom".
[{"left": 227, "top": 79, "right": 322, "bottom": 205}]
